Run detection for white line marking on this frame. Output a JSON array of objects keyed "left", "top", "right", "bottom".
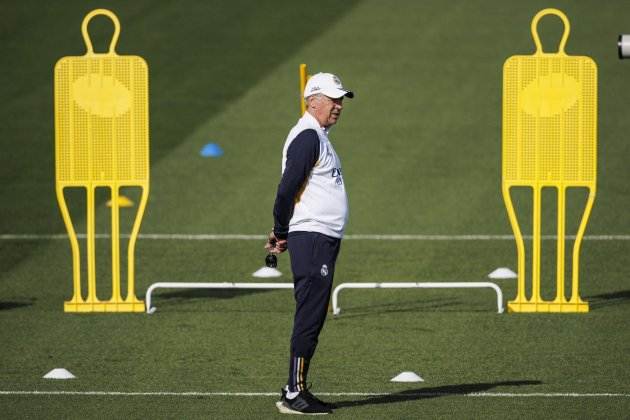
[
  {"left": 0, "top": 391, "right": 629, "bottom": 398},
  {"left": 1, "top": 234, "right": 629, "bottom": 241},
  {"left": 344, "top": 235, "right": 630, "bottom": 241}
]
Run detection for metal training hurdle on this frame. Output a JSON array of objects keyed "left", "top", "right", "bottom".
[
  {"left": 332, "top": 282, "right": 504, "bottom": 315},
  {"left": 145, "top": 281, "right": 504, "bottom": 314},
  {"left": 145, "top": 282, "right": 294, "bottom": 314}
]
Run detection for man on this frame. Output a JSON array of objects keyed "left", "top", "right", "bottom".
[{"left": 266, "top": 72, "right": 354, "bottom": 415}]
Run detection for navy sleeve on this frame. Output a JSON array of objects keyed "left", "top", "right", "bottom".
[{"left": 273, "top": 129, "right": 320, "bottom": 239}]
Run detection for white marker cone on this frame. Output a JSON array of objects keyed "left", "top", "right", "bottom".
[
  {"left": 391, "top": 371, "right": 424, "bottom": 382},
  {"left": 252, "top": 267, "right": 282, "bottom": 278},
  {"left": 488, "top": 267, "right": 517, "bottom": 279},
  {"left": 43, "top": 368, "right": 76, "bottom": 379}
]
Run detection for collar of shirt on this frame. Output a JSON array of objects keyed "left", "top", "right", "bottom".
[{"left": 303, "top": 110, "right": 332, "bottom": 135}]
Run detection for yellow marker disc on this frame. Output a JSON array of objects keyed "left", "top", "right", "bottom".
[{"left": 106, "top": 195, "right": 134, "bottom": 208}]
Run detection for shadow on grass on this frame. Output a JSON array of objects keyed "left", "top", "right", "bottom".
[
  {"left": 335, "top": 297, "right": 496, "bottom": 319},
  {"left": 146, "top": 287, "right": 292, "bottom": 313},
  {"left": 586, "top": 289, "right": 630, "bottom": 310},
  {"left": 0, "top": 300, "right": 34, "bottom": 311},
  {"left": 334, "top": 380, "right": 542, "bottom": 409}
]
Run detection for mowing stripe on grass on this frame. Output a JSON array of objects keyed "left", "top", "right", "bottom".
[
  {"left": 1, "top": 391, "right": 629, "bottom": 398},
  {"left": 1, "top": 234, "right": 629, "bottom": 241}
]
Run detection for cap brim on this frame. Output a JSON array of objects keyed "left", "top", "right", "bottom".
[{"left": 322, "top": 88, "right": 354, "bottom": 99}]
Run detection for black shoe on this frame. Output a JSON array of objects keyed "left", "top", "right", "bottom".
[
  {"left": 302, "top": 389, "right": 336, "bottom": 409},
  {"left": 276, "top": 388, "right": 332, "bottom": 415},
  {"left": 280, "top": 386, "right": 336, "bottom": 409}
]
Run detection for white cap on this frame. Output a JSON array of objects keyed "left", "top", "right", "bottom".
[{"left": 304, "top": 72, "right": 354, "bottom": 99}]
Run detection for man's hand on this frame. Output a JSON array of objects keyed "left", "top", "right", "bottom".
[{"left": 265, "top": 231, "right": 287, "bottom": 254}]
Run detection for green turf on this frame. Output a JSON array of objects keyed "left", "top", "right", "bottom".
[{"left": 1, "top": 0, "right": 630, "bottom": 418}]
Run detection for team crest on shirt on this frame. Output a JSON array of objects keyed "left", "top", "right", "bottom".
[{"left": 321, "top": 264, "right": 329, "bottom": 277}]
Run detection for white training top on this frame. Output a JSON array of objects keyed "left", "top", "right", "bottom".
[{"left": 282, "top": 112, "right": 349, "bottom": 238}]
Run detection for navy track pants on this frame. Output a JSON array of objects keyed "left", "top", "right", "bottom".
[{"left": 287, "top": 231, "right": 341, "bottom": 359}]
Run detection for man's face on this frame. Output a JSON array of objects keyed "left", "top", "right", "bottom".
[{"left": 311, "top": 95, "right": 344, "bottom": 128}]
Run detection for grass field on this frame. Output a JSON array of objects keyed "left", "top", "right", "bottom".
[{"left": 1, "top": 0, "right": 630, "bottom": 418}]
